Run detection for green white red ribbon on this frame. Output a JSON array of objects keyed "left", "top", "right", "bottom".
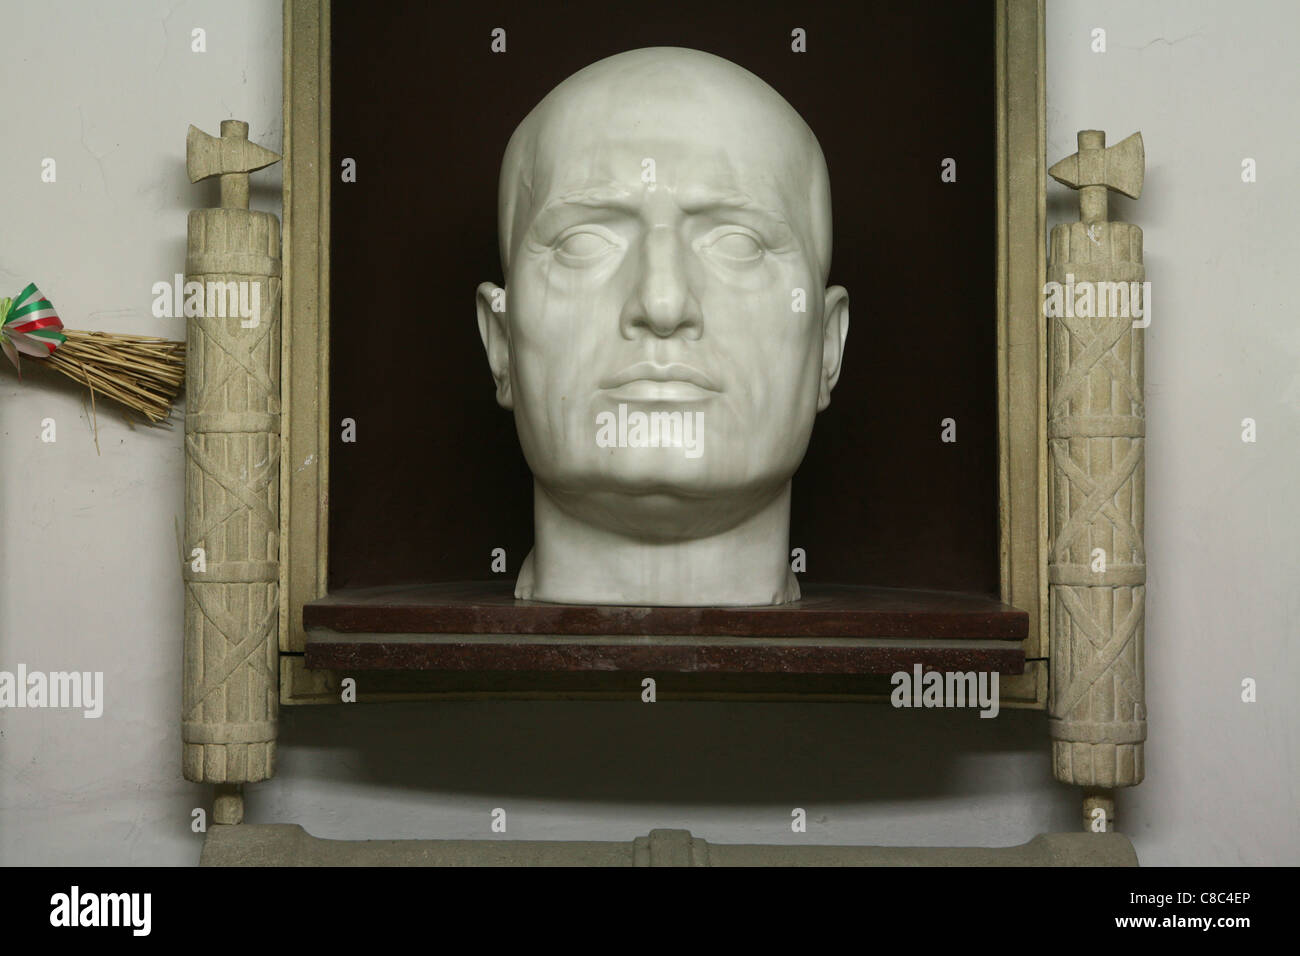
[{"left": 0, "top": 283, "right": 66, "bottom": 378}]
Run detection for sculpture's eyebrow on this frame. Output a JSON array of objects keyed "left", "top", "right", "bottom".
[
  {"left": 529, "top": 184, "right": 642, "bottom": 237},
  {"left": 527, "top": 183, "right": 795, "bottom": 241},
  {"left": 675, "top": 187, "right": 791, "bottom": 228},
  {"left": 538, "top": 184, "right": 641, "bottom": 215}
]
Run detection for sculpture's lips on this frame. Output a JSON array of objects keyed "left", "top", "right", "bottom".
[{"left": 600, "top": 362, "right": 721, "bottom": 392}]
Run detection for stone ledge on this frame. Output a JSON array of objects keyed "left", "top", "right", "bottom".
[{"left": 200, "top": 824, "right": 1138, "bottom": 867}]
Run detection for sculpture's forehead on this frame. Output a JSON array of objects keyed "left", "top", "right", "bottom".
[{"left": 521, "top": 62, "right": 815, "bottom": 205}]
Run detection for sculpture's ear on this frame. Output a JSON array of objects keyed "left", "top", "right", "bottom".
[
  {"left": 817, "top": 285, "right": 849, "bottom": 412},
  {"left": 476, "top": 281, "right": 513, "bottom": 409}
]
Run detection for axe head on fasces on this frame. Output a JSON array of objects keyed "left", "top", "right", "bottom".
[
  {"left": 186, "top": 123, "right": 280, "bottom": 184},
  {"left": 1049, "top": 130, "right": 1145, "bottom": 200}
]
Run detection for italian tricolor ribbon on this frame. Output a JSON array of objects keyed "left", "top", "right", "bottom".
[{"left": 0, "top": 283, "right": 66, "bottom": 378}]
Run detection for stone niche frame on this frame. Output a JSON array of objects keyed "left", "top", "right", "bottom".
[{"left": 277, "top": 0, "right": 1049, "bottom": 707}]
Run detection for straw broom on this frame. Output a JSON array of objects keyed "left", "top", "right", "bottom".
[
  {"left": 2, "top": 284, "right": 186, "bottom": 450},
  {"left": 41, "top": 330, "right": 186, "bottom": 424}
]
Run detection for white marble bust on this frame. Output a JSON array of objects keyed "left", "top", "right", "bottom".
[{"left": 476, "top": 47, "right": 849, "bottom": 606}]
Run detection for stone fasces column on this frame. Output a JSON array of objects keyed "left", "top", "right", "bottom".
[
  {"left": 1046, "top": 131, "right": 1148, "bottom": 820},
  {"left": 181, "top": 121, "right": 283, "bottom": 809}
]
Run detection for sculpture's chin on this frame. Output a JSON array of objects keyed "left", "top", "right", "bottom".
[
  {"left": 536, "top": 475, "right": 796, "bottom": 544},
  {"left": 519, "top": 467, "right": 801, "bottom": 607},
  {"left": 519, "top": 428, "right": 813, "bottom": 514}
]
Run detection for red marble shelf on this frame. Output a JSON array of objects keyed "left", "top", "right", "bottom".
[
  {"left": 302, "top": 582, "right": 1028, "bottom": 676},
  {"left": 305, "top": 581, "right": 1027, "bottom": 639}
]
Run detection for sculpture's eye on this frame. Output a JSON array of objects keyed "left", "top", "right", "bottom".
[
  {"left": 705, "top": 230, "right": 764, "bottom": 262},
  {"left": 555, "top": 230, "right": 617, "bottom": 263}
]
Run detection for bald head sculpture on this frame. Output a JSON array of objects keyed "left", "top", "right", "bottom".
[{"left": 476, "top": 47, "right": 849, "bottom": 605}]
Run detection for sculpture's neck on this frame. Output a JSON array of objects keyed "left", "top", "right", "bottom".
[{"left": 516, "top": 481, "right": 800, "bottom": 606}]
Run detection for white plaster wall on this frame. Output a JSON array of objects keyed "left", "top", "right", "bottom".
[
  {"left": 1046, "top": 0, "right": 1300, "bottom": 866},
  {"left": 0, "top": 0, "right": 1294, "bottom": 866}
]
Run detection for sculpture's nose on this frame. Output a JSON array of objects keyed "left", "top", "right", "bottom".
[{"left": 621, "top": 226, "right": 703, "bottom": 340}]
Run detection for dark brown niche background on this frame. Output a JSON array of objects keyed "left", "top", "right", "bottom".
[{"left": 329, "top": 0, "right": 998, "bottom": 596}]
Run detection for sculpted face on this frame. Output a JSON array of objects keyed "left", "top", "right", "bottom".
[{"left": 477, "top": 47, "right": 848, "bottom": 604}]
